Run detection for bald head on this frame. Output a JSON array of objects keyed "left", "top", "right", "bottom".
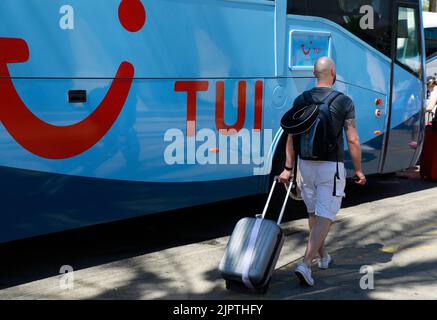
[{"left": 314, "top": 57, "right": 336, "bottom": 87}]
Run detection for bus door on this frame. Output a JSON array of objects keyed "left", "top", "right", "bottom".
[{"left": 381, "top": 1, "right": 424, "bottom": 173}]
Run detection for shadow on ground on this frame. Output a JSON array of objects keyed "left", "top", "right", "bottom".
[{"left": 80, "top": 198, "right": 437, "bottom": 300}]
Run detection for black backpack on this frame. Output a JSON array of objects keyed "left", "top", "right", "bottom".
[
  {"left": 281, "top": 90, "right": 343, "bottom": 196},
  {"left": 281, "top": 90, "right": 343, "bottom": 160}
]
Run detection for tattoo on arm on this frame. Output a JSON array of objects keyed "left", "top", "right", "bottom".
[{"left": 344, "top": 119, "right": 356, "bottom": 131}]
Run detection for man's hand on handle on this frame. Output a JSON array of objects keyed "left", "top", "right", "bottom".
[{"left": 278, "top": 169, "right": 292, "bottom": 184}]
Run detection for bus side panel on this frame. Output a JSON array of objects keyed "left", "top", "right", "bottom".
[
  {"left": 0, "top": 165, "right": 260, "bottom": 243},
  {"left": 344, "top": 85, "right": 387, "bottom": 175},
  {"left": 0, "top": 78, "right": 267, "bottom": 183},
  {"left": 0, "top": 75, "right": 268, "bottom": 242},
  {"left": 0, "top": 0, "right": 277, "bottom": 183},
  {"left": 286, "top": 15, "right": 391, "bottom": 95},
  {"left": 0, "top": 0, "right": 278, "bottom": 242},
  {"left": 382, "top": 64, "right": 424, "bottom": 173},
  {"left": 0, "top": 0, "right": 276, "bottom": 78}
]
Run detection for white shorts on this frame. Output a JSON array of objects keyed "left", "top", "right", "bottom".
[{"left": 298, "top": 159, "right": 347, "bottom": 222}]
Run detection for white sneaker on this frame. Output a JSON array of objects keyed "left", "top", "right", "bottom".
[
  {"left": 294, "top": 262, "right": 314, "bottom": 287},
  {"left": 317, "top": 254, "right": 333, "bottom": 270}
]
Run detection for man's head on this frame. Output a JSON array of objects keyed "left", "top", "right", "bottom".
[{"left": 314, "top": 56, "right": 337, "bottom": 87}]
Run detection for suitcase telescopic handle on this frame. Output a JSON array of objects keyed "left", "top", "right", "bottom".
[{"left": 261, "top": 177, "right": 293, "bottom": 225}]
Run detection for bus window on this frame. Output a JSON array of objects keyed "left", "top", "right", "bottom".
[
  {"left": 287, "top": 0, "right": 392, "bottom": 57},
  {"left": 425, "top": 27, "right": 437, "bottom": 58},
  {"left": 396, "top": 6, "right": 421, "bottom": 77}
]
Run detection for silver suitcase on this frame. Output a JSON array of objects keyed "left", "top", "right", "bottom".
[{"left": 219, "top": 178, "right": 292, "bottom": 293}]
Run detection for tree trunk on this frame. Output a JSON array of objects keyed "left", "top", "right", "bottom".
[{"left": 430, "top": 0, "right": 437, "bottom": 12}]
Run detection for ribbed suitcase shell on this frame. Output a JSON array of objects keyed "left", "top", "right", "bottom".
[
  {"left": 421, "top": 126, "right": 437, "bottom": 180},
  {"left": 219, "top": 217, "right": 284, "bottom": 289}
]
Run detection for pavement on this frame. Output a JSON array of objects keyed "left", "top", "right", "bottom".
[{"left": 0, "top": 168, "right": 437, "bottom": 300}]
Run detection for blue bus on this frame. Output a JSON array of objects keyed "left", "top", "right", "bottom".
[
  {"left": 424, "top": 11, "right": 437, "bottom": 77},
  {"left": 0, "top": 0, "right": 427, "bottom": 243},
  {"left": 424, "top": 11, "right": 437, "bottom": 59}
]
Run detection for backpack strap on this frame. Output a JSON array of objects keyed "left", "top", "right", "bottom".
[
  {"left": 323, "top": 90, "right": 343, "bottom": 107},
  {"left": 318, "top": 92, "right": 342, "bottom": 141},
  {"left": 328, "top": 92, "right": 344, "bottom": 196},
  {"left": 321, "top": 91, "right": 344, "bottom": 138},
  {"left": 320, "top": 90, "right": 344, "bottom": 197}
]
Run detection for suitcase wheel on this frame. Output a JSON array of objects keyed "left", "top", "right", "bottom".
[
  {"left": 257, "top": 278, "right": 271, "bottom": 295},
  {"left": 224, "top": 279, "right": 271, "bottom": 294}
]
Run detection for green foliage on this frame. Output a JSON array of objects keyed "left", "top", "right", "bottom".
[{"left": 423, "top": 0, "right": 429, "bottom": 11}]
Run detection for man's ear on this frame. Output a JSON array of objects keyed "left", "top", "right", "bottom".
[{"left": 331, "top": 68, "right": 336, "bottom": 78}]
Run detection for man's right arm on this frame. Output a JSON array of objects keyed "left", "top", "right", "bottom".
[
  {"left": 344, "top": 119, "right": 366, "bottom": 185},
  {"left": 278, "top": 134, "right": 294, "bottom": 184}
]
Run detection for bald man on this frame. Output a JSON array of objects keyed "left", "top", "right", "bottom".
[{"left": 279, "top": 57, "right": 366, "bottom": 286}]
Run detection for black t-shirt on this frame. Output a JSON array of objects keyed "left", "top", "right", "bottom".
[{"left": 292, "top": 87, "right": 356, "bottom": 162}]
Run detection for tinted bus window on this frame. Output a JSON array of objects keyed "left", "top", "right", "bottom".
[
  {"left": 425, "top": 27, "right": 437, "bottom": 58},
  {"left": 287, "top": 0, "right": 392, "bottom": 57},
  {"left": 396, "top": 6, "right": 421, "bottom": 76}
]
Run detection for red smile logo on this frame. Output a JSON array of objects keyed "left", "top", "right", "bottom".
[
  {"left": 301, "top": 41, "right": 312, "bottom": 56},
  {"left": 0, "top": 0, "right": 146, "bottom": 159}
]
